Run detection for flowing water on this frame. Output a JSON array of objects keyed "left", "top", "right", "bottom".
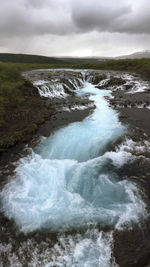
[{"left": 0, "top": 71, "right": 148, "bottom": 266}]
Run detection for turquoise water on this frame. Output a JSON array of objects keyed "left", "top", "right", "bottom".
[
  {"left": 1, "top": 82, "right": 144, "bottom": 233},
  {"left": 0, "top": 78, "right": 146, "bottom": 266}
]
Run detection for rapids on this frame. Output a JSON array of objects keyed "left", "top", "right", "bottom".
[{"left": 0, "top": 71, "right": 147, "bottom": 266}]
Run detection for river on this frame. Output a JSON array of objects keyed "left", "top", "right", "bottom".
[{"left": 0, "top": 70, "right": 149, "bottom": 266}]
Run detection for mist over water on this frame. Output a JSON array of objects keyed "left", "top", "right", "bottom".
[{"left": 0, "top": 74, "right": 146, "bottom": 266}]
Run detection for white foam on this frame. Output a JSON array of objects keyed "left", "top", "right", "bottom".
[
  {"left": 0, "top": 231, "right": 118, "bottom": 267},
  {"left": 120, "top": 74, "right": 149, "bottom": 94},
  {"left": 33, "top": 80, "right": 50, "bottom": 86},
  {"left": 117, "top": 138, "right": 150, "bottom": 156},
  {"left": 1, "top": 82, "right": 146, "bottom": 234},
  {"left": 33, "top": 73, "right": 85, "bottom": 99},
  {"left": 62, "top": 103, "right": 95, "bottom": 112},
  {"left": 35, "top": 83, "right": 68, "bottom": 98},
  {"left": 0, "top": 71, "right": 148, "bottom": 266},
  {"left": 98, "top": 78, "right": 110, "bottom": 87},
  {"left": 49, "top": 230, "right": 117, "bottom": 267}
]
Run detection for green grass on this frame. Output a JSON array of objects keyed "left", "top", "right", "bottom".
[
  {"left": 72, "top": 58, "right": 150, "bottom": 77},
  {"left": 0, "top": 64, "right": 25, "bottom": 123}
]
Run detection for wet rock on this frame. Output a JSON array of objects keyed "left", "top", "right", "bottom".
[{"left": 90, "top": 74, "right": 107, "bottom": 85}]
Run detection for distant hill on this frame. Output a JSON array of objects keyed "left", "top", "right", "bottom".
[
  {"left": 0, "top": 53, "right": 70, "bottom": 64},
  {"left": 116, "top": 50, "right": 150, "bottom": 59},
  {"left": 0, "top": 53, "right": 107, "bottom": 64},
  {"left": 57, "top": 57, "right": 107, "bottom": 63},
  {"left": 1, "top": 51, "right": 150, "bottom": 64}
]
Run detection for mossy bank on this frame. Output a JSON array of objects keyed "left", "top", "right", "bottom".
[{"left": 0, "top": 64, "right": 51, "bottom": 152}]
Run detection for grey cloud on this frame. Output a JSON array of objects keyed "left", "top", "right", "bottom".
[
  {"left": 0, "top": 0, "right": 150, "bottom": 40},
  {"left": 0, "top": 0, "right": 74, "bottom": 38},
  {"left": 0, "top": 0, "right": 150, "bottom": 57},
  {"left": 71, "top": 0, "right": 150, "bottom": 34},
  {"left": 25, "top": 0, "right": 50, "bottom": 8},
  {"left": 71, "top": 0, "right": 132, "bottom": 32},
  {"left": 116, "top": 3, "right": 150, "bottom": 34},
  {"left": 24, "top": 0, "right": 60, "bottom": 10}
]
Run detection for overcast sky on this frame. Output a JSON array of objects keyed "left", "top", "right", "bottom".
[{"left": 0, "top": 0, "right": 150, "bottom": 57}]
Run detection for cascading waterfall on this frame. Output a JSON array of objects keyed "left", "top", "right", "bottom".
[
  {"left": 0, "top": 71, "right": 146, "bottom": 266},
  {"left": 34, "top": 80, "right": 68, "bottom": 98},
  {"left": 33, "top": 70, "right": 85, "bottom": 98}
]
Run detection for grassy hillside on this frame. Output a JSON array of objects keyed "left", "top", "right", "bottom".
[
  {"left": 0, "top": 53, "right": 72, "bottom": 64},
  {"left": 0, "top": 53, "right": 105, "bottom": 64}
]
